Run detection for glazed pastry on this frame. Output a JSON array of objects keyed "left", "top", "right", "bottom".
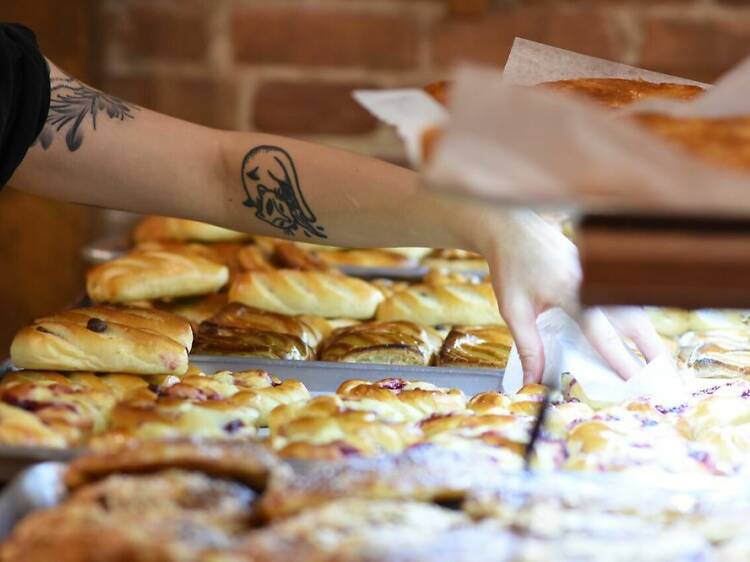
[
  {"left": 422, "top": 249, "right": 490, "bottom": 274},
  {"left": 540, "top": 78, "right": 704, "bottom": 108},
  {"left": 224, "top": 370, "right": 310, "bottom": 426},
  {"left": 10, "top": 307, "right": 190, "bottom": 375},
  {"left": 0, "top": 402, "right": 68, "bottom": 448},
  {"left": 198, "top": 302, "right": 329, "bottom": 349},
  {"left": 336, "top": 378, "right": 466, "bottom": 423},
  {"left": 688, "top": 341, "right": 750, "bottom": 378},
  {"left": 133, "top": 215, "right": 249, "bottom": 243},
  {"left": 157, "top": 293, "right": 228, "bottom": 332},
  {"left": 268, "top": 395, "right": 347, "bottom": 434},
  {"left": 193, "top": 323, "right": 314, "bottom": 360},
  {"left": 317, "top": 249, "right": 411, "bottom": 268},
  {"left": 272, "top": 241, "right": 331, "bottom": 271},
  {"left": 467, "top": 391, "right": 512, "bottom": 415},
  {"left": 437, "top": 325, "right": 512, "bottom": 369},
  {"left": 237, "top": 244, "right": 276, "bottom": 272},
  {"left": 376, "top": 282, "right": 501, "bottom": 326},
  {"left": 229, "top": 270, "right": 383, "bottom": 319},
  {"left": 319, "top": 321, "right": 443, "bottom": 366},
  {"left": 271, "top": 410, "right": 420, "bottom": 457},
  {"left": 87, "top": 248, "right": 229, "bottom": 303}
]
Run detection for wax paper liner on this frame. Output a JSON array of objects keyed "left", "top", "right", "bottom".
[
  {"left": 504, "top": 308, "right": 689, "bottom": 406},
  {"left": 424, "top": 38, "right": 750, "bottom": 217}
]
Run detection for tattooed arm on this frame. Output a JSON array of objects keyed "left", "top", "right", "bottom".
[{"left": 10, "top": 61, "right": 665, "bottom": 382}]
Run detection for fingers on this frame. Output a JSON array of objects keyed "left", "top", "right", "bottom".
[
  {"left": 501, "top": 296, "right": 545, "bottom": 384},
  {"left": 604, "top": 307, "right": 667, "bottom": 362},
  {"left": 579, "top": 308, "right": 643, "bottom": 381}
]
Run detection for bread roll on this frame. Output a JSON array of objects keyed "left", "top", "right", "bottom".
[
  {"left": 133, "top": 216, "right": 249, "bottom": 243},
  {"left": 437, "top": 325, "right": 512, "bottom": 369},
  {"left": 87, "top": 248, "right": 229, "bottom": 303},
  {"left": 376, "top": 283, "right": 502, "bottom": 326},
  {"left": 11, "top": 307, "right": 190, "bottom": 375},
  {"left": 319, "top": 321, "right": 442, "bottom": 366},
  {"left": 229, "top": 270, "right": 383, "bottom": 319}
]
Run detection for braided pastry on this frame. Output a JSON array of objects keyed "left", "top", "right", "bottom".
[
  {"left": 87, "top": 248, "right": 229, "bottom": 303},
  {"left": 193, "top": 323, "right": 314, "bottom": 360},
  {"left": 157, "top": 293, "right": 228, "bottom": 332},
  {"left": 317, "top": 249, "right": 411, "bottom": 268},
  {"left": 336, "top": 378, "right": 466, "bottom": 423},
  {"left": 237, "top": 244, "right": 276, "bottom": 272},
  {"left": 11, "top": 307, "right": 190, "bottom": 375},
  {"left": 437, "top": 325, "right": 512, "bottom": 369},
  {"left": 229, "top": 270, "right": 383, "bottom": 319},
  {"left": 376, "top": 282, "right": 501, "bottom": 326},
  {"left": 319, "top": 321, "right": 442, "bottom": 366},
  {"left": 272, "top": 242, "right": 331, "bottom": 271},
  {"left": 133, "top": 216, "right": 249, "bottom": 243}
]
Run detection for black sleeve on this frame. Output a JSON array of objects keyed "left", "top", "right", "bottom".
[{"left": 0, "top": 23, "right": 50, "bottom": 187}]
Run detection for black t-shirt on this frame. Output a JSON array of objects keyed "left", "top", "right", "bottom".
[{"left": 0, "top": 23, "right": 50, "bottom": 187}]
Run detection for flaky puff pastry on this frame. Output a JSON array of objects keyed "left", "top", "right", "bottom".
[
  {"left": 437, "top": 325, "right": 512, "bottom": 369},
  {"left": 376, "top": 282, "right": 502, "bottom": 326},
  {"left": 10, "top": 307, "right": 190, "bottom": 375},
  {"left": 230, "top": 270, "right": 384, "bottom": 319},
  {"left": 319, "top": 321, "right": 443, "bottom": 366},
  {"left": 87, "top": 248, "right": 229, "bottom": 303},
  {"left": 540, "top": 78, "right": 704, "bottom": 109},
  {"left": 133, "top": 215, "right": 249, "bottom": 243},
  {"left": 336, "top": 378, "right": 466, "bottom": 423}
]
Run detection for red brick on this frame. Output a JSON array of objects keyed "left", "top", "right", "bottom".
[
  {"left": 253, "top": 81, "right": 378, "bottom": 135},
  {"left": 102, "top": 75, "right": 238, "bottom": 129},
  {"left": 105, "top": 2, "right": 212, "bottom": 63},
  {"left": 430, "top": 5, "right": 626, "bottom": 68},
  {"left": 232, "top": 6, "right": 419, "bottom": 69},
  {"left": 639, "top": 13, "right": 750, "bottom": 82}
]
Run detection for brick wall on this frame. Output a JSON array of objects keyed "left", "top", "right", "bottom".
[{"left": 97, "top": 0, "right": 750, "bottom": 162}]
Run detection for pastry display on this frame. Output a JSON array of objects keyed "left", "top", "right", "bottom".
[
  {"left": 229, "top": 270, "right": 384, "bottom": 319},
  {"left": 319, "top": 320, "right": 442, "bottom": 366},
  {"left": 437, "top": 325, "right": 512, "bottom": 369},
  {"left": 10, "top": 306, "right": 191, "bottom": 375},
  {"left": 376, "top": 282, "right": 502, "bottom": 326},
  {"left": 87, "top": 248, "right": 229, "bottom": 303},
  {"left": 133, "top": 216, "right": 249, "bottom": 243}
]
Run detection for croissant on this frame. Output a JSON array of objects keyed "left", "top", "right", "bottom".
[
  {"left": 87, "top": 248, "right": 229, "bottom": 303},
  {"left": 229, "top": 270, "right": 383, "bottom": 319},
  {"left": 376, "top": 282, "right": 502, "bottom": 326}
]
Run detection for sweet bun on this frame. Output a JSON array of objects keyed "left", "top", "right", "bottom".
[
  {"left": 87, "top": 248, "right": 229, "bottom": 303},
  {"left": 229, "top": 270, "right": 383, "bottom": 319},
  {"left": 376, "top": 283, "right": 502, "bottom": 326},
  {"left": 11, "top": 307, "right": 190, "bottom": 375}
]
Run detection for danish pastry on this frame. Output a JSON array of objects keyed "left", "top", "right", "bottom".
[
  {"left": 87, "top": 248, "right": 229, "bottom": 303},
  {"left": 230, "top": 270, "right": 383, "bottom": 319},
  {"left": 376, "top": 282, "right": 502, "bottom": 326},
  {"left": 133, "top": 216, "right": 249, "bottom": 243},
  {"left": 437, "top": 325, "right": 512, "bottom": 369},
  {"left": 319, "top": 321, "right": 442, "bottom": 366}
]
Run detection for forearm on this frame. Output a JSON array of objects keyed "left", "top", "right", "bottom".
[{"left": 11, "top": 61, "right": 476, "bottom": 251}]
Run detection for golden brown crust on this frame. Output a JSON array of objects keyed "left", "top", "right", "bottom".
[
  {"left": 133, "top": 216, "right": 249, "bottom": 243},
  {"left": 0, "top": 402, "right": 68, "bottom": 448},
  {"left": 156, "top": 293, "right": 229, "bottom": 332},
  {"left": 319, "top": 321, "right": 443, "bottom": 366},
  {"left": 634, "top": 113, "right": 750, "bottom": 171},
  {"left": 236, "top": 244, "right": 276, "bottom": 272},
  {"left": 376, "top": 282, "right": 502, "bottom": 326},
  {"left": 540, "top": 77, "right": 704, "bottom": 108},
  {"left": 336, "top": 378, "right": 466, "bottom": 423},
  {"left": 65, "top": 438, "right": 280, "bottom": 490},
  {"left": 87, "top": 248, "right": 230, "bottom": 303},
  {"left": 423, "top": 80, "right": 451, "bottom": 106},
  {"left": 229, "top": 270, "right": 384, "bottom": 319},
  {"left": 193, "top": 323, "right": 315, "bottom": 360},
  {"left": 317, "top": 249, "right": 411, "bottom": 268},
  {"left": 437, "top": 325, "right": 512, "bottom": 369},
  {"left": 10, "top": 307, "right": 190, "bottom": 375},
  {"left": 272, "top": 241, "right": 332, "bottom": 271}
]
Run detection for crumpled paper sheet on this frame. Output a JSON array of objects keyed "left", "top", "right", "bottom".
[
  {"left": 425, "top": 38, "right": 750, "bottom": 217},
  {"left": 504, "top": 308, "right": 689, "bottom": 407}
]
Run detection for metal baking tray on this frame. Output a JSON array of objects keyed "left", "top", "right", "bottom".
[
  {"left": 80, "top": 236, "right": 488, "bottom": 280},
  {"left": 188, "top": 355, "right": 504, "bottom": 396}
]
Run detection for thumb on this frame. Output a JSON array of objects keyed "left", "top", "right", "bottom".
[{"left": 502, "top": 297, "right": 545, "bottom": 384}]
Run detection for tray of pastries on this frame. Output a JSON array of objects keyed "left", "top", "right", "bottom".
[
  {"left": 3, "top": 438, "right": 750, "bottom": 561},
  {"left": 81, "top": 215, "right": 494, "bottom": 278}
]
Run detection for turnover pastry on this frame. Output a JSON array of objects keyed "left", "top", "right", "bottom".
[
  {"left": 229, "top": 270, "right": 384, "bottom": 319},
  {"left": 437, "top": 325, "right": 512, "bottom": 369},
  {"left": 133, "top": 215, "right": 249, "bottom": 243},
  {"left": 319, "top": 321, "right": 442, "bottom": 366},
  {"left": 376, "top": 282, "right": 502, "bottom": 326},
  {"left": 336, "top": 378, "right": 466, "bottom": 423},
  {"left": 10, "top": 306, "right": 191, "bottom": 375},
  {"left": 87, "top": 248, "right": 229, "bottom": 303}
]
